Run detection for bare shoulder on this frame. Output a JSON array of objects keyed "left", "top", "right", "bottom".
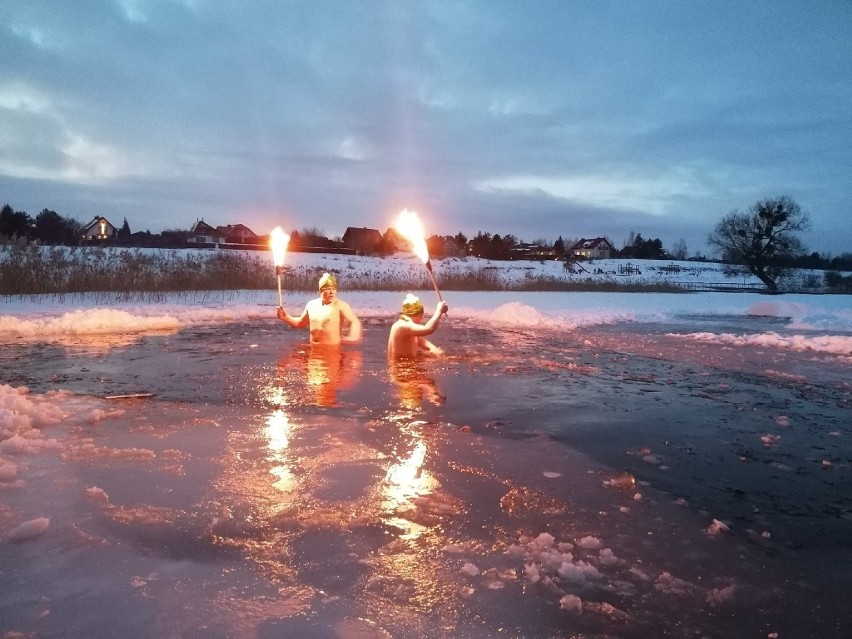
[
  {"left": 335, "top": 298, "right": 354, "bottom": 310},
  {"left": 336, "top": 298, "right": 359, "bottom": 318}
]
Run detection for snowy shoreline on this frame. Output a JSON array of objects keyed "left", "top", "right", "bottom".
[{"left": 3, "top": 288, "right": 851, "bottom": 360}]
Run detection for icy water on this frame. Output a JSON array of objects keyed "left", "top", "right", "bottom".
[{"left": 1, "top": 315, "right": 850, "bottom": 638}]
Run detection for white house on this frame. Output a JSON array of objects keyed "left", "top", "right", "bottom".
[
  {"left": 81, "top": 216, "right": 118, "bottom": 241},
  {"left": 570, "top": 237, "right": 614, "bottom": 260}
]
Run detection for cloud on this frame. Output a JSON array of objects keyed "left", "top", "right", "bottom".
[
  {"left": 475, "top": 168, "right": 718, "bottom": 217},
  {"left": 0, "top": 0, "right": 849, "bottom": 255}
]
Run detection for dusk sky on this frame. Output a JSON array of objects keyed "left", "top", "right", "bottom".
[{"left": 1, "top": 1, "right": 850, "bottom": 255}]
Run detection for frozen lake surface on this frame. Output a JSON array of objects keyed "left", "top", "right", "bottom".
[{"left": 1, "top": 302, "right": 850, "bottom": 638}]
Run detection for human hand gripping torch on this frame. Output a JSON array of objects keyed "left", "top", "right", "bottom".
[
  {"left": 270, "top": 226, "right": 290, "bottom": 308},
  {"left": 395, "top": 209, "right": 445, "bottom": 306}
]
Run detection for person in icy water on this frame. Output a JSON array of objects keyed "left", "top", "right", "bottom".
[
  {"left": 276, "top": 272, "right": 362, "bottom": 346},
  {"left": 387, "top": 294, "right": 448, "bottom": 358}
]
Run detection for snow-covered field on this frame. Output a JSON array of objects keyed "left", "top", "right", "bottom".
[{"left": 190, "top": 249, "right": 835, "bottom": 291}]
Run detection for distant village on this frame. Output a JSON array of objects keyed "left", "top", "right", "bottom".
[
  {"left": 0, "top": 204, "right": 693, "bottom": 263},
  {"left": 4, "top": 204, "right": 851, "bottom": 273},
  {"left": 73, "top": 215, "right": 623, "bottom": 262}
]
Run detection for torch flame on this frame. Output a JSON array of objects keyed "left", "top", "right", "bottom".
[
  {"left": 395, "top": 209, "right": 429, "bottom": 264},
  {"left": 270, "top": 226, "right": 290, "bottom": 267}
]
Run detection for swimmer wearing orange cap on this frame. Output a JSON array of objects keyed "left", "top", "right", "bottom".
[{"left": 387, "top": 294, "right": 448, "bottom": 358}]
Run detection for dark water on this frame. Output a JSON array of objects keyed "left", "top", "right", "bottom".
[{"left": 1, "top": 316, "right": 850, "bottom": 638}]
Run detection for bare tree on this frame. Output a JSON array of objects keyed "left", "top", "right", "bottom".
[
  {"left": 670, "top": 238, "right": 688, "bottom": 261},
  {"left": 708, "top": 196, "right": 810, "bottom": 292}
]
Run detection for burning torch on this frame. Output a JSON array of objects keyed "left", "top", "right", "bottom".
[
  {"left": 270, "top": 226, "right": 290, "bottom": 308},
  {"left": 394, "top": 209, "right": 444, "bottom": 303}
]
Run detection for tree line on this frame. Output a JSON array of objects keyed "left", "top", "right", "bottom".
[{"left": 3, "top": 199, "right": 851, "bottom": 283}]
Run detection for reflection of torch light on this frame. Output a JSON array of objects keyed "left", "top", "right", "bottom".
[
  {"left": 395, "top": 209, "right": 443, "bottom": 302},
  {"left": 270, "top": 226, "right": 290, "bottom": 308}
]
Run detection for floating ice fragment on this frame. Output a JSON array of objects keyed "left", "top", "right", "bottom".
[
  {"left": 460, "top": 562, "right": 480, "bottom": 576},
  {"left": 629, "top": 567, "right": 651, "bottom": 582},
  {"left": 576, "top": 536, "right": 602, "bottom": 550},
  {"left": 821, "top": 460, "right": 832, "bottom": 469},
  {"left": 485, "top": 580, "right": 505, "bottom": 590},
  {"left": 707, "top": 584, "right": 736, "bottom": 604},
  {"left": 707, "top": 519, "right": 730, "bottom": 536},
  {"left": 5, "top": 516, "right": 50, "bottom": 541},
  {"left": 761, "top": 434, "right": 781, "bottom": 447},
  {"left": 558, "top": 560, "right": 603, "bottom": 583},
  {"left": 774, "top": 416, "right": 790, "bottom": 427},
  {"left": 89, "top": 408, "right": 125, "bottom": 422},
  {"left": 0, "top": 459, "right": 18, "bottom": 482},
  {"left": 530, "top": 532, "right": 555, "bottom": 549},
  {"left": 598, "top": 548, "right": 619, "bottom": 566},
  {"left": 603, "top": 470, "right": 635, "bottom": 489},
  {"left": 1, "top": 434, "right": 62, "bottom": 455},
  {"left": 539, "top": 549, "right": 565, "bottom": 571},
  {"left": 655, "top": 571, "right": 693, "bottom": 595},
  {"left": 524, "top": 562, "right": 540, "bottom": 583},
  {"left": 633, "top": 493, "right": 642, "bottom": 501},
  {"left": 459, "top": 586, "right": 475, "bottom": 598},
  {"left": 585, "top": 601, "right": 631, "bottom": 622},
  {"left": 559, "top": 594, "right": 582, "bottom": 613},
  {"left": 85, "top": 486, "right": 109, "bottom": 503},
  {"left": 543, "top": 471, "right": 561, "bottom": 478}
]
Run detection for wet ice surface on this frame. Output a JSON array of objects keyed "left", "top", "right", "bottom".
[{"left": 1, "top": 316, "right": 850, "bottom": 638}]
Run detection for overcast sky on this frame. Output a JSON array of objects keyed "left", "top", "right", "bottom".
[{"left": 1, "top": 1, "right": 850, "bottom": 255}]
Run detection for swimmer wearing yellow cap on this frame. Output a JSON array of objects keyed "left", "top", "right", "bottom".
[
  {"left": 276, "top": 272, "right": 362, "bottom": 345},
  {"left": 388, "top": 294, "right": 448, "bottom": 358}
]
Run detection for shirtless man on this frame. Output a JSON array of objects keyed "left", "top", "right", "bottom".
[
  {"left": 276, "top": 273, "right": 362, "bottom": 345},
  {"left": 387, "top": 294, "right": 448, "bottom": 359}
]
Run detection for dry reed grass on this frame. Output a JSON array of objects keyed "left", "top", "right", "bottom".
[{"left": 0, "top": 245, "right": 685, "bottom": 297}]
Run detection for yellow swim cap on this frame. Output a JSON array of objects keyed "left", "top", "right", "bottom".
[
  {"left": 318, "top": 272, "right": 337, "bottom": 290},
  {"left": 401, "top": 294, "right": 424, "bottom": 316}
]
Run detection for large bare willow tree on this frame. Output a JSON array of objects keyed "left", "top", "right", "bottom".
[{"left": 708, "top": 196, "right": 810, "bottom": 292}]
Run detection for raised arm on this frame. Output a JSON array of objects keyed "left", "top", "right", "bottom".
[{"left": 408, "top": 301, "right": 448, "bottom": 337}]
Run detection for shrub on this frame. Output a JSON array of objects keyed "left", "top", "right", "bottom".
[{"left": 825, "top": 271, "right": 852, "bottom": 293}]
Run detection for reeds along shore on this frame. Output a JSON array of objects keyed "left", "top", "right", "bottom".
[{"left": 0, "top": 244, "right": 692, "bottom": 297}]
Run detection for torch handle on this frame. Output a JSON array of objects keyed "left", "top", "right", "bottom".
[
  {"left": 426, "top": 268, "right": 443, "bottom": 302},
  {"left": 276, "top": 273, "right": 283, "bottom": 308}
]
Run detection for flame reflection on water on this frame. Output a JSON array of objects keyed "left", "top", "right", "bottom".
[
  {"left": 380, "top": 428, "right": 437, "bottom": 541},
  {"left": 207, "top": 338, "right": 462, "bottom": 628},
  {"left": 265, "top": 408, "right": 295, "bottom": 492}
]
